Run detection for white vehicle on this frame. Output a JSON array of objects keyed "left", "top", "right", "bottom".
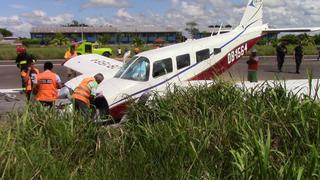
[{"left": 64, "top": 0, "right": 320, "bottom": 120}]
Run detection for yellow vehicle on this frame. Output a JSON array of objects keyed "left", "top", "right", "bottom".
[{"left": 76, "top": 41, "right": 112, "bottom": 57}]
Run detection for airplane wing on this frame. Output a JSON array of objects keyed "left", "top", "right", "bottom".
[
  {"left": 263, "top": 27, "right": 320, "bottom": 33},
  {"left": 63, "top": 54, "right": 123, "bottom": 76}
]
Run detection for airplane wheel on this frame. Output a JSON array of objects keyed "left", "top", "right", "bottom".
[
  {"left": 103, "top": 52, "right": 111, "bottom": 57},
  {"left": 92, "top": 96, "right": 113, "bottom": 125}
]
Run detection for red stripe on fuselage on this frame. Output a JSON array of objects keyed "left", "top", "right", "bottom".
[
  {"left": 109, "top": 102, "right": 128, "bottom": 121},
  {"left": 191, "top": 37, "right": 261, "bottom": 80},
  {"left": 109, "top": 37, "right": 261, "bottom": 120}
]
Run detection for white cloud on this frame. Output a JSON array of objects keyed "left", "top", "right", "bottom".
[
  {"left": 171, "top": 0, "right": 179, "bottom": 5},
  {"left": 0, "top": 11, "right": 74, "bottom": 37},
  {"left": 0, "top": 16, "right": 20, "bottom": 25},
  {"left": 116, "top": 8, "right": 133, "bottom": 19},
  {"left": 85, "top": 17, "right": 112, "bottom": 26},
  {"left": 22, "top": 10, "right": 47, "bottom": 18},
  {"left": 1, "top": 0, "right": 320, "bottom": 37},
  {"left": 82, "top": 0, "right": 129, "bottom": 8}
]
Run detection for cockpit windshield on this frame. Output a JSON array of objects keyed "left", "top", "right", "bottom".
[{"left": 114, "top": 56, "right": 150, "bottom": 81}]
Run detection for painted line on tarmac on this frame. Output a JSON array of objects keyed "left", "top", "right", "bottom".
[
  {"left": 0, "top": 59, "right": 63, "bottom": 63},
  {"left": 0, "top": 64, "right": 61, "bottom": 67},
  {"left": 0, "top": 88, "right": 22, "bottom": 94}
]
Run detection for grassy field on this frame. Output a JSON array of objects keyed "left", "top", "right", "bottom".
[
  {"left": 0, "top": 45, "right": 152, "bottom": 60},
  {"left": 0, "top": 44, "right": 318, "bottom": 60},
  {"left": 0, "top": 81, "right": 319, "bottom": 179}
]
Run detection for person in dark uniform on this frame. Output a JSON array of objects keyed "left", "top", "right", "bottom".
[
  {"left": 294, "top": 42, "right": 304, "bottom": 74},
  {"left": 276, "top": 42, "right": 287, "bottom": 72},
  {"left": 15, "top": 47, "right": 37, "bottom": 92}
]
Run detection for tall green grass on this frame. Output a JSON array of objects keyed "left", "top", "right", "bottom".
[{"left": 0, "top": 81, "right": 319, "bottom": 179}]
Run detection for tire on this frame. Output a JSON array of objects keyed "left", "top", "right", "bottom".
[
  {"left": 92, "top": 96, "right": 110, "bottom": 120},
  {"left": 102, "top": 52, "right": 111, "bottom": 57}
]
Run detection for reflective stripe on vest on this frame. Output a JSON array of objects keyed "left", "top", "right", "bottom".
[
  {"left": 72, "top": 77, "right": 95, "bottom": 105},
  {"left": 36, "top": 71, "right": 58, "bottom": 102},
  {"left": 19, "top": 60, "right": 27, "bottom": 65}
]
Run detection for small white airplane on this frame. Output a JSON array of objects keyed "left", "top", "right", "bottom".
[{"left": 63, "top": 0, "right": 320, "bottom": 120}]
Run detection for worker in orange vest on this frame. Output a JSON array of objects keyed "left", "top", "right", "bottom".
[
  {"left": 35, "top": 62, "right": 62, "bottom": 107},
  {"left": 63, "top": 44, "right": 78, "bottom": 79},
  {"left": 72, "top": 73, "right": 104, "bottom": 117},
  {"left": 134, "top": 47, "right": 140, "bottom": 55},
  {"left": 15, "top": 46, "right": 37, "bottom": 92},
  {"left": 246, "top": 49, "right": 259, "bottom": 82},
  {"left": 20, "top": 60, "right": 40, "bottom": 100}
]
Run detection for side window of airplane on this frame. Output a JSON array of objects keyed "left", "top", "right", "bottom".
[
  {"left": 196, "top": 49, "right": 210, "bottom": 63},
  {"left": 153, "top": 58, "right": 173, "bottom": 78},
  {"left": 176, "top": 54, "right": 190, "bottom": 70}
]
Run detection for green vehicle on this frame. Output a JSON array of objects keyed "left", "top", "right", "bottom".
[{"left": 76, "top": 41, "right": 113, "bottom": 57}]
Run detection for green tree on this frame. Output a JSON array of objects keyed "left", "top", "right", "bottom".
[
  {"left": 70, "top": 34, "right": 79, "bottom": 42},
  {"left": 116, "top": 33, "right": 125, "bottom": 45},
  {"left": 0, "top": 28, "right": 13, "bottom": 37},
  {"left": 63, "top": 20, "right": 89, "bottom": 27},
  {"left": 50, "top": 33, "right": 69, "bottom": 46},
  {"left": 297, "top": 33, "right": 314, "bottom": 46},
  {"left": 185, "top": 21, "right": 199, "bottom": 39},
  {"left": 314, "top": 34, "right": 320, "bottom": 45},
  {"left": 132, "top": 36, "right": 144, "bottom": 47},
  {"left": 97, "top": 34, "right": 111, "bottom": 45},
  {"left": 176, "top": 32, "right": 185, "bottom": 43},
  {"left": 279, "top": 34, "right": 298, "bottom": 45}
]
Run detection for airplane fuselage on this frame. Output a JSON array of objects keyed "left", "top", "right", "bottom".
[{"left": 99, "top": 24, "right": 268, "bottom": 119}]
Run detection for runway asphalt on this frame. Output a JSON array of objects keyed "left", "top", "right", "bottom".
[{"left": 0, "top": 55, "right": 319, "bottom": 115}]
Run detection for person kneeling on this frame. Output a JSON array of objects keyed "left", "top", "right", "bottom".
[{"left": 72, "top": 73, "right": 104, "bottom": 119}]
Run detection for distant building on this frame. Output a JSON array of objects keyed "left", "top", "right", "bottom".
[
  {"left": 0, "top": 36, "right": 20, "bottom": 45},
  {"left": 30, "top": 26, "right": 181, "bottom": 44},
  {"left": 0, "top": 33, "right": 3, "bottom": 40}
]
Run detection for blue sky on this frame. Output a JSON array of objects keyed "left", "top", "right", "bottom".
[
  {"left": 0, "top": 0, "right": 319, "bottom": 37},
  {"left": 2, "top": 0, "right": 169, "bottom": 18}
]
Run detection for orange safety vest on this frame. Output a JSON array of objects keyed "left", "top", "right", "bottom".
[
  {"left": 72, "top": 77, "right": 95, "bottom": 105},
  {"left": 36, "top": 70, "right": 58, "bottom": 102},
  {"left": 247, "top": 58, "right": 259, "bottom": 71},
  {"left": 20, "top": 70, "right": 28, "bottom": 91},
  {"left": 64, "top": 50, "right": 77, "bottom": 61},
  {"left": 26, "top": 68, "right": 40, "bottom": 91},
  {"left": 248, "top": 62, "right": 258, "bottom": 71}
]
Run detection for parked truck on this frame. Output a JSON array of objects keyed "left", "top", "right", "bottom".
[{"left": 76, "top": 41, "right": 113, "bottom": 57}]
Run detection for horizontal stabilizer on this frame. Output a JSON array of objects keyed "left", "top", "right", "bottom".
[
  {"left": 63, "top": 54, "right": 122, "bottom": 76},
  {"left": 264, "top": 27, "right": 320, "bottom": 33}
]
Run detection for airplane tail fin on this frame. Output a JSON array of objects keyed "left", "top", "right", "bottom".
[{"left": 239, "top": 0, "right": 264, "bottom": 28}]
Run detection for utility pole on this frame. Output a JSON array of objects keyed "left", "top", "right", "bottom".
[{"left": 81, "top": 23, "right": 84, "bottom": 41}]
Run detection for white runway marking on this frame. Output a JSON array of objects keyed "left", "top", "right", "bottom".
[
  {"left": 0, "top": 88, "right": 23, "bottom": 93},
  {"left": 0, "top": 59, "right": 63, "bottom": 63},
  {"left": 0, "top": 64, "right": 61, "bottom": 67}
]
